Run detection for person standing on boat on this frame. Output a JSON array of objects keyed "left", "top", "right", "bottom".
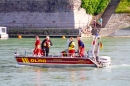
[
  {"left": 77, "top": 36, "right": 85, "bottom": 57},
  {"left": 41, "top": 36, "right": 52, "bottom": 57},
  {"left": 68, "top": 37, "right": 75, "bottom": 57},
  {"left": 33, "top": 35, "right": 43, "bottom": 56}
]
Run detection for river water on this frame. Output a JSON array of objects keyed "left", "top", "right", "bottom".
[{"left": 0, "top": 37, "right": 130, "bottom": 86}]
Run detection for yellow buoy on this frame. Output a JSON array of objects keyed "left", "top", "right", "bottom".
[
  {"left": 18, "top": 35, "right": 22, "bottom": 39},
  {"left": 62, "top": 36, "right": 66, "bottom": 39}
]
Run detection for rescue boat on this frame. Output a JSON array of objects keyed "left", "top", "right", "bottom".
[{"left": 14, "top": 36, "right": 111, "bottom": 68}]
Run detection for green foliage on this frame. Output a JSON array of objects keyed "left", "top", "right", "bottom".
[
  {"left": 81, "top": 0, "right": 110, "bottom": 15},
  {"left": 115, "top": 0, "right": 130, "bottom": 13}
]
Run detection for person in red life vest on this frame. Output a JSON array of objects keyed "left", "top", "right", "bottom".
[
  {"left": 68, "top": 37, "right": 75, "bottom": 57},
  {"left": 77, "top": 36, "right": 85, "bottom": 57},
  {"left": 41, "top": 36, "right": 52, "bottom": 57},
  {"left": 33, "top": 35, "right": 43, "bottom": 56}
]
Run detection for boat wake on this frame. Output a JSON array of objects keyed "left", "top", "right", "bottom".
[
  {"left": 111, "top": 64, "right": 130, "bottom": 68},
  {"left": 0, "top": 64, "right": 25, "bottom": 68},
  {"left": 15, "top": 64, "right": 26, "bottom": 68}
]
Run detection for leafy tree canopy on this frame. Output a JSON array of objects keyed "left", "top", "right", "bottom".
[{"left": 81, "top": 0, "right": 110, "bottom": 15}]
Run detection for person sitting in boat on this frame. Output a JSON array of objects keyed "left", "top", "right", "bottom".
[
  {"left": 41, "top": 36, "right": 52, "bottom": 57},
  {"left": 33, "top": 35, "right": 44, "bottom": 56},
  {"left": 68, "top": 37, "right": 75, "bottom": 57},
  {"left": 61, "top": 39, "right": 69, "bottom": 57},
  {"left": 77, "top": 36, "right": 85, "bottom": 57}
]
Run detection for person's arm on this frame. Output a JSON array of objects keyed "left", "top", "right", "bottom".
[
  {"left": 78, "top": 41, "right": 84, "bottom": 52},
  {"left": 50, "top": 40, "right": 52, "bottom": 46},
  {"left": 41, "top": 41, "right": 43, "bottom": 49},
  {"left": 41, "top": 39, "right": 46, "bottom": 49},
  {"left": 70, "top": 42, "right": 75, "bottom": 48},
  {"left": 37, "top": 40, "right": 41, "bottom": 48},
  {"left": 79, "top": 41, "right": 83, "bottom": 48}
]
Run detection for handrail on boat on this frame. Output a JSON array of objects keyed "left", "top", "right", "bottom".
[
  {"left": 15, "top": 48, "right": 34, "bottom": 56},
  {"left": 15, "top": 48, "right": 90, "bottom": 58}
]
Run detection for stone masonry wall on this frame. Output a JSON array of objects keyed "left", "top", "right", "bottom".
[
  {"left": 0, "top": 0, "right": 92, "bottom": 28},
  {"left": 99, "top": 13, "right": 130, "bottom": 36},
  {"left": 105, "top": 13, "right": 130, "bottom": 29}
]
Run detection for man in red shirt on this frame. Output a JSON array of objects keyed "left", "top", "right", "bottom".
[
  {"left": 77, "top": 36, "right": 85, "bottom": 57},
  {"left": 33, "top": 35, "right": 43, "bottom": 56}
]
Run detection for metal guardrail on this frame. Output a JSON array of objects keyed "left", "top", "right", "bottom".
[{"left": 15, "top": 48, "right": 34, "bottom": 56}]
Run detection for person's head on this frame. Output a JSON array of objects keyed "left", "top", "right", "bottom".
[
  {"left": 35, "top": 35, "right": 39, "bottom": 40},
  {"left": 69, "top": 37, "right": 74, "bottom": 41},
  {"left": 46, "top": 36, "right": 50, "bottom": 40},
  {"left": 77, "top": 36, "right": 81, "bottom": 41}
]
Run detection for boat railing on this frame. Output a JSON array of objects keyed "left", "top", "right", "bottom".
[
  {"left": 15, "top": 48, "right": 82, "bottom": 57},
  {"left": 15, "top": 48, "right": 34, "bottom": 56},
  {"left": 15, "top": 48, "right": 89, "bottom": 58},
  {"left": 15, "top": 48, "right": 64, "bottom": 57}
]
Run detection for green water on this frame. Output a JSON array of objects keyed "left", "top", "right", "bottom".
[{"left": 0, "top": 37, "right": 130, "bottom": 86}]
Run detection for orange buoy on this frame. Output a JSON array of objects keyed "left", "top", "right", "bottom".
[
  {"left": 18, "top": 35, "right": 22, "bottom": 38},
  {"left": 62, "top": 36, "right": 66, "bottom": 39}
]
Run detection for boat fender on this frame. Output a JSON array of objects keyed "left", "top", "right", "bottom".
[{"left": 14, "top": 52, "right": 18, "bottom": 57}]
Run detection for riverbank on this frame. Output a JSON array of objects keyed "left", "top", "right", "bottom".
[
  {"left": 98, "top": 13, "right": 130, "bottom": 37},
  {"left": 7, "top": 28, "right": 80, "bottom": 38},
  {"left": 112, "top": 28, "right": 130, "bottom": 37}
]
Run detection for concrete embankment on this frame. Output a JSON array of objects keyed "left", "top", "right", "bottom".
[
  {"left": 99, "top": 13, "right": 130, "bottom": 37},
  {"left": 7, "top": 28, "right": 80, "bottom": 38},
  {"left": 112, "top": 28, "right": 130, "bottom": 37}
]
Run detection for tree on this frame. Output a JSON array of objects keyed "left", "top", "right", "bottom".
[{"left": 81, "top": 0, "right": 110, "bottom": 15}]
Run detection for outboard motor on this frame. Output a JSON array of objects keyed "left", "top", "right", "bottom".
[
  {"left": 98, "top": 56, "right": 111, "bottom": 67},
  {"left": 87, "top": 34, "right": 111, "bottom": 68}
]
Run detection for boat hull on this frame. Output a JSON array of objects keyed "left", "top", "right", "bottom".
[{"left": 15, "top": 56, "right": 98, "bottom": 68}]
